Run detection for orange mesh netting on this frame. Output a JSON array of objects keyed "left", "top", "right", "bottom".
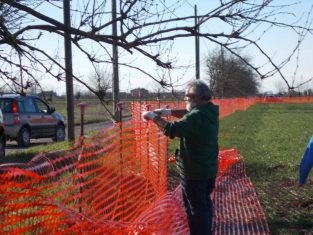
[
  {"left": 0, "top": 120, "right": 170, "bottom": 234},
  {"left": 3, "top": 97, "right": 308, "bottom": 234},
  {"left": 213, "top": 149, "right": 270, "bottom": 234},
  {"left": 131, "top": 98, "right": 258, "bottom": 120},
  {"left": 261, "top": 96, "right": 313, "bottom": 103},
  {"left": 0, "top": 145, "right": 269, "bottom": 234}
]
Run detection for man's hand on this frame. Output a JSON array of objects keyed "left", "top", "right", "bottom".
[
  {"left": 143, "top": 111, "right": 168, "bottom": 129},
  {"left": 153, "top": 108, "right": 172, "bottom": 117},
  {"left": 142, "top": 111, "right": 158, "bottom": 121}
]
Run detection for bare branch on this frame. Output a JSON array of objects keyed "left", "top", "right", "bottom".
[{"left": 1, "top": 0, "right": 313, "bottom": 116}]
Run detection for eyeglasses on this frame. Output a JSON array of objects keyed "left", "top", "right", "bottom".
[{"left": 184, "top": 93, "right": 198, "bottom": 100}]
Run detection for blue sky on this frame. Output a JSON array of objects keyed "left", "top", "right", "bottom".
[{"left": 32, "top": 0, "right": 313, "bottom": 95}]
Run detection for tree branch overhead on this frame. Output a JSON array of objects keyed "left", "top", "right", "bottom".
[{"left": 0, "top": 0, "right": 312, "bottom": 99}]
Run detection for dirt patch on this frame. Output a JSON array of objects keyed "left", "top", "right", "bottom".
[{"left": 290, "top": 199, "right": 313, "bottom": 209}]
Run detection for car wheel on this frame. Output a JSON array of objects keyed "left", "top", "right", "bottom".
[
  {"left": 53, "top": 125, "right": 65, "bottom": 142},
  {"left": 0, "top": 135, "right": 5, "bottom": 161},
  {"left": 17, "top": 127, "right": 31, "bottom": 147}
]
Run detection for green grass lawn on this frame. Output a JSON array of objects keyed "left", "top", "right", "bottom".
[
  {"left": 4, "top": 141, "right": 73, "bottom": 164},
  {"left": 219, "top": 103, "right": 313, "bottom": 233},
  {"left": 49, "top": 97, "right": 132, "bottom": 125}
]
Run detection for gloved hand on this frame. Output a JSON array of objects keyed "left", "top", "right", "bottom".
[
  {"left": 142, "top": 111, "right": 158, "bottom": 121},
  {"left": 153, "top": 108, "right": 171, "bottom": 117}
]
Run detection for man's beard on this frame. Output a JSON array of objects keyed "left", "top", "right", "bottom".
[{"left": 186, "top": 100, "right": 196, "bottom": 111}]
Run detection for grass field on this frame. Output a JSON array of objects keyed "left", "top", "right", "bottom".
[
  {"left": 219, "top": 103, "right": 313, "bottom": 233},
  {"left": 3, "top": 102, "right": 313, "bottom": 233},
  {"left": 49, "top": 97, "right": 132, "bottom": 125}
]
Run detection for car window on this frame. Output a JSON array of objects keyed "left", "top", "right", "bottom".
[
  {"left": 0, "top": 99, "right": 13, "bottom": 113},
  {"left": 35, "top": 98, "right": 49, "bottom": 114},
  {"left": 24, "top": 98, "right": 37, "bottom": 113},
  {"left": 18, "top": 101, "right": 25, "bottom": 113}
]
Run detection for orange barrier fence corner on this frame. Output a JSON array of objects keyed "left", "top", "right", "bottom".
[{"left": 218, "top": 148, "right": 241, "bottom": 174}]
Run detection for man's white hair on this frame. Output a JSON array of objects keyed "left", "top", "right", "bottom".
[{"left": 186, "top": 80, "right": 212, "bottom": 101}]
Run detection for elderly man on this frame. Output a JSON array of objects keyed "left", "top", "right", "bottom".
[{"left": 142, "top": 80, "right": 219, "bottom": 235}]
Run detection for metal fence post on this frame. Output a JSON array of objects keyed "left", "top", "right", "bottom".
[
  {"left": 78, "top": 103, "right": 87, "bottom": 136},
  {"left": 117, "top": 101, "right": 123, "bottom": 124}
]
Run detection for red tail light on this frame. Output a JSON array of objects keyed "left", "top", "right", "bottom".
[
  {"left": 12, "top": 99, "right": 18, "bottom": 113},
  {"left": 12, "top": 100, "right": 20, "bottom": 124}
]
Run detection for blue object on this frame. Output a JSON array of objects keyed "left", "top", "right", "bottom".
[{"left": 299, "top": 135, "right": 313, "bottom": 185}]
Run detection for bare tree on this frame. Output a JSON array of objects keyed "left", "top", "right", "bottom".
[
  {"left": 1, "top": 0, "right": 313, "bottom": 116},
  {"left": 88, "top": 66, "right": 112, "bottom": 101},
  {"left": 206, "top": 47, "right": 259, "bottom": 98}
]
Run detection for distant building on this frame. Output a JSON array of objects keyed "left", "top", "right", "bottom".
[
  {"left": 130, "top": 88, "right": 149, "bottom": 98},
  {"left": 37, "top": 91, "right": 58, "bottom": 101}
]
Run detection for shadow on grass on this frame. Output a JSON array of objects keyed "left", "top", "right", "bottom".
[
  {"left": 1, "top": 141, "right": 72, "bottom": 165},
  {"left": 1, "top": 152, "right": 37, "bottom": 165}
]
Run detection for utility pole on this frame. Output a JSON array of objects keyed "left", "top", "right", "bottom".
[
  {"left": 18, "top": 54, "right": 24, "bottom": 95},
  {"left": 195, "top": 5, "right": 200, "bottom": 80},
  {"left": 220, "top": 45, "right": 224, "bottom": 98},
  {"left": 112, "top": 0, "right": 120, "bottom": 122},
  {"left": 63, "top": 0, "right": 75, "bottom": 141}
]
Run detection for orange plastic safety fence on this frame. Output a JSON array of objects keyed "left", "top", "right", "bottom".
[
  {"left": 261, "top": 96, "right": 313, "bottom": 103},
  {"left": 0, "top": 120, "right": 171, "bottom": 234},
  {"left": 213, "top": 150, "right": 270, "bottom": 235},
  {"left": 0, "top": 126, "right": 244, "bottom": 234},
  {"left": 130, "top": 96, "right": 313, "bottom": 122},
  {"left": 128, "top": 149, "right": 269, "bottom": 235},
  {"left": 130, "top": 98, "right": 258, "bottom": 120}
]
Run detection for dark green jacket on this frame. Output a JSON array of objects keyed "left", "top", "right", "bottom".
[{"left": 164, "top": 102, "right": 219, "bottom": 180}]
